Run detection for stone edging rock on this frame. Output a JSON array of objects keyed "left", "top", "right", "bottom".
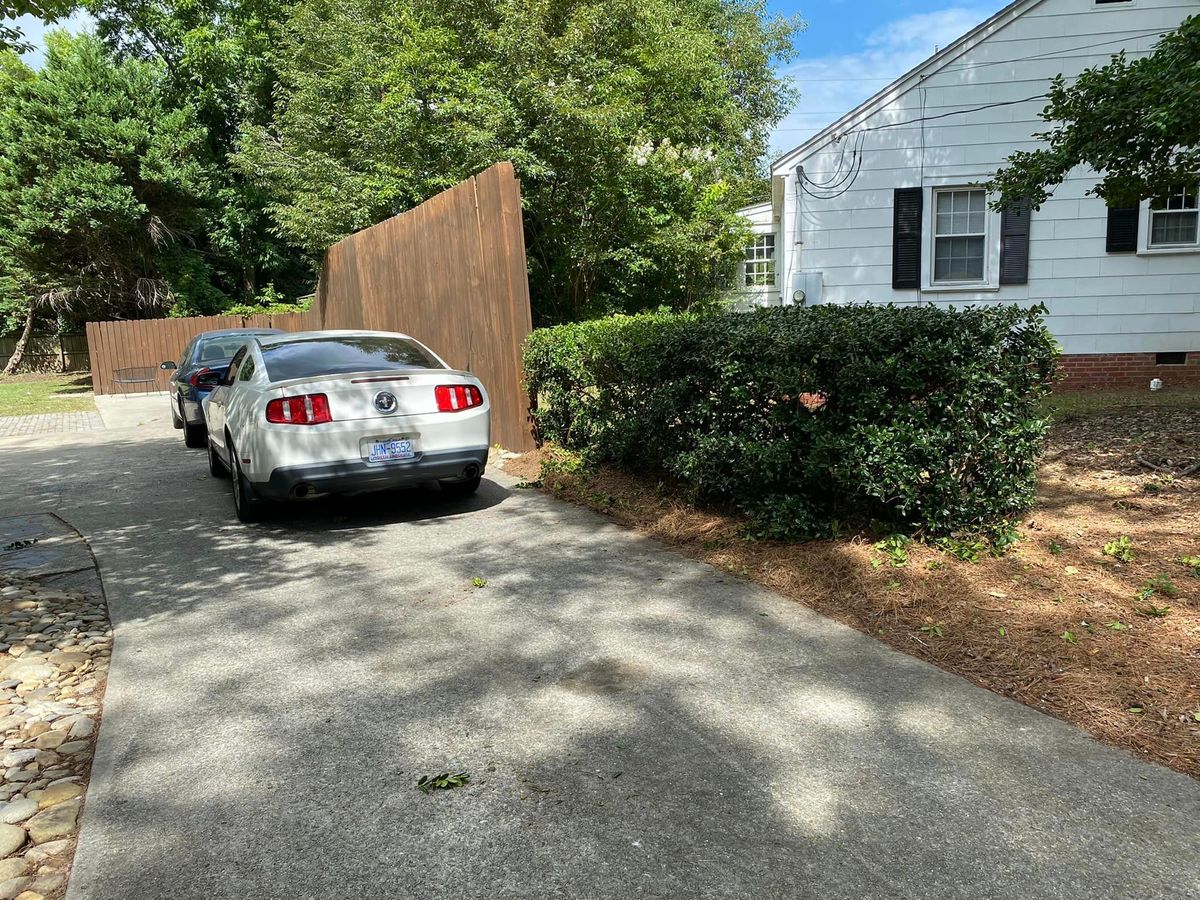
[{"left": 0, "top": 571, "right": 110, "bottom": 900}]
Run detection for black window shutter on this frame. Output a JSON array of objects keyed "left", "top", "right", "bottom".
[
  {"left": 999, "top": 198, "right": 1031, "bottom": 285},
  {"left": 1106, "top": 205, "right": 1139, "bottom": 252},
  {"left": 892, "top": 187, "right": 923, "bottom": 289}
]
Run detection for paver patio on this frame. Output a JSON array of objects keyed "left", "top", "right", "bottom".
[{"left": 0, "top": 412, "right": 103, "bottom": 438}]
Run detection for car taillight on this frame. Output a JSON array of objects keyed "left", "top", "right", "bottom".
[
  {"left": 435, "top": 384, "right": 483, "bottom": 412},
  {"left": 266, "top": 393, "right": 332, "bottom": 425},
  {"left": 189, "top": 367, "right": 215, "bottom": 388}
]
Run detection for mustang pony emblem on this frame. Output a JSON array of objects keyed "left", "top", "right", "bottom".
[{"left": 373, "top": 391, "right": 398, "bottom": 413}]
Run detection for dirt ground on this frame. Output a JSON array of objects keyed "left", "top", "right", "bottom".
[{"left": 501, "top": 400, "right": 1200, "bottom": 778}]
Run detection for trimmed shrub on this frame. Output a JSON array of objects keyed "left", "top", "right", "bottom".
[{"left": 524, "top": 304, "right": 1058, "bottom": 539}]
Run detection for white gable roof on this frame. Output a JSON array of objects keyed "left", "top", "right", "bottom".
[{"left": 771, "top": 0, "right": 1044, "bottom": 175}]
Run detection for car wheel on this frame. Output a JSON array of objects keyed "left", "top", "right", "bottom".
[
  {"left": 440, "top": 473, "right": 482, "bottom": 499},
  {"left": 229, "top": 444, "right": 262, "bottom": 523},
  {"left": 184, "top": 421, "right": 206, "bottom": 449},
  {"left": 207, "top": 438, "right": 228, "bottom": 478},
  {"left": 170, "top": 398, "right": 183, "bottom": 430}
]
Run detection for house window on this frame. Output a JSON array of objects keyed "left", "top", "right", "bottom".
[
  {"left": 744, "top": 234, "right": 775, "bottom": 287},
  {"left": 1148, "top": 184, "right": 1199, "bottom": 248},
  {"left": 1156, "top": 351, "right": 1187, "bottom": 366},
  {"left": 933, "top": 188, "right": 987, "bottom": 282}
]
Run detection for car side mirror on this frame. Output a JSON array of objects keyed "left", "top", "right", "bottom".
[
  {"left": 160, "top": 361, "right": 177, "bottom": 371},
  {"left": 194, "top": 371, "right": 223, "bottom": 389}
]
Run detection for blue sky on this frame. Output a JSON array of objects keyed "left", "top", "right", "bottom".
[
  {"left": 765, "top": 1, "right": 1008, "bottom": 152},
  {"left": 11, "top": 2, "right": 1009, "bottom": 151}
]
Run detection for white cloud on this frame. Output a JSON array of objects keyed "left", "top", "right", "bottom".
[{"left": 770, "top": 6, "right": 995, "bottom": 156}]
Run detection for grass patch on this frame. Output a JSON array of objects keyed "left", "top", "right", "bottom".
[{"left": 0, "top": 374, "right": 95, "bottom": 416}]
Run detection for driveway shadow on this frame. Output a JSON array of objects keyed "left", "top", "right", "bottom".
[{"left": 1, "top": 429, "right": 1197, "bottom": 900}]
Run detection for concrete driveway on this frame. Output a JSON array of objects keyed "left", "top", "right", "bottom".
[{"left": 0, "top": 397, "right": 1197, "bottom": 900}]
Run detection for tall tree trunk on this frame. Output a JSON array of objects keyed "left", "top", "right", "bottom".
[{"left": 2, "top": 303, "right": 35, "bottom": 377}]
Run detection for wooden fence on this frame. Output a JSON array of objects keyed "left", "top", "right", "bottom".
[
  {"left": 86, "top": 162, "right": 534, "bottom": 449},
  {"left": 316, "top": 162, "right": 533, "bottom": 449},
  {"left": 85, "top": 311, "right": 320, "bottom": 397},
  {"left": 0, "top": 332, "right": 89, "bottom": 373}
]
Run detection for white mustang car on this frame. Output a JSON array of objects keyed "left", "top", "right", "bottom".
[{"left": 202, "top": 331, "right": 490, "bottom": 521}]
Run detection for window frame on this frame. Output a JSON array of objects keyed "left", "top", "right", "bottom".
[
  {"left": 1140, "top": 182, "right": 1200, "bottom": 252},
  {"left": 921, "top": 183, "right": 1000, "bottom": 291},
  {"left": 742, "top": 232, "right": 777, "bottom": 290},
  {"left": 1137, "top": 182, "right": 1200, "bottom": 255}
]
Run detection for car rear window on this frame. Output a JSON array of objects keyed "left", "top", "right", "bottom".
[
  {"left": 196, "top": 333, "right": 277, "bottom": 364},
  {"left": 196, "top": 338, "right": 251, "bottom": 363},
  {"left": 261, "top": 336, "right": 444, "bottom": 382}
]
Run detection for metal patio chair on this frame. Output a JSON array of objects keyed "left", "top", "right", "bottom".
[{"left": 111, "top": 366, "right": 159, "bottom": 395}]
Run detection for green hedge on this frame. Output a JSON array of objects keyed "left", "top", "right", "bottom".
[{"left": 524, "top": 304, "right": 1059, "bottom": 539}]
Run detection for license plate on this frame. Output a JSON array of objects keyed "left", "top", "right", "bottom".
[{"left": 367, "top": 439, "right": 415, "bottom": 462}]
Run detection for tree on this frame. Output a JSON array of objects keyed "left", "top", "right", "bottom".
[
  {"left": 86, "top": 0, "right": 314, "bottom": 301},
  {"left": 991, "top": 15, "right": 1200, "bottom": 208},
  {"left": 237, "top": 0, "right": 799, "bottom": 323},
  {"left": 0, "top": 0, "right": 75, "bottom": 52},
  {"left": 0, "top": 34, "right": 217, "bottom": 372}
]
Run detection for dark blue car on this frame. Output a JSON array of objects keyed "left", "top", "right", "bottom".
[{"left": 160, "top": 328, "right": 284, "bottom": 447}]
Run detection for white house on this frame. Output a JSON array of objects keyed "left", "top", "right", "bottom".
[{"left": 739, "top": 0, "right": 1200, "bottom": 389}]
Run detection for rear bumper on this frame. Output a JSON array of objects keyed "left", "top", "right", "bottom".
[{"left": 253, "top": 448, "right": 489, "bottom": 499}]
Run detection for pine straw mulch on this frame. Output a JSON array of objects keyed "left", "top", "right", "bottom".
[{"left": 500, "top": 406, "right": 1200, "bottom": 779}]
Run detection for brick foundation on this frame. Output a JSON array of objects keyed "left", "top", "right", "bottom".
[{"left": 1056, "top": 352, "right": 1200, "bottom": 391}]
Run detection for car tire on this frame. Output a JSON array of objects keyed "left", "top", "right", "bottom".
[
  {"left": 207, "top": 438, "right": 228, "bottom": 478},
  {"left": 184, "top": 421, "right": 206, "bottom": 449},
  {"left": 171, "top": 398, "right": 183, "bottom": 430},
  {"left": 230, "top": 447, "right": 262, "bottom": 523},
  {"left": 440, "top": 473, "right": 482, "bottom": 499}
]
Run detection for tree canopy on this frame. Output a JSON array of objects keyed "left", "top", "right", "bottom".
[
  {"left": 85, "top": 0, "right": 311, "bottom": 300},
  {"left": 992, "top": 15, "right": 1200, "bottom": 209},
  {"left": 237, "top": 0, "right": 800, "bottom": 323},
  {"left": 0, "top": 0, "right": 800, "bottom": 348},
  {"left": 0, "top": 35, "right": 217, "bottom": 342},
  {"left": 0, "top": 0, "right": 75, "bottom": 51}
]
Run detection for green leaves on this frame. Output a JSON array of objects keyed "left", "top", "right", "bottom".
[
  {"left": 873, "top": 534, "right": 911, "bottom": 568},
  {"left": 0, "top": 32, "right": 304, "bottom": 327},
  {"left": 416, "top": 772, "right": 470, "bottom": 793},
  {"left": 1102, "top": 535, "right": 1134, "bottom": 563},
  {"left": 235, "top": 0, "right": 801, "bottom": 324},
  {"left": 991, "top": 15, "right": 1200, "bottom": 209},
  {"left": 1137, "top": 574, "right": 1179, "bottom": 602},
  {"left": 526, "top": 305, "right": 1057, "bottom": 540}
]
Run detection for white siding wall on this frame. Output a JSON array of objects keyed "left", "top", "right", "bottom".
[
  {"left": 738, "top": 201, "right": 782, "bottom": 306},
  {"left": 770, "top": 0, "right": 1200, "bottom": 354}
]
